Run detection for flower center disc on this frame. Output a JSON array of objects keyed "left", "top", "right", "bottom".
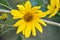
[{"left": 24, "top": 13, "right": 33, "bottom": 22}]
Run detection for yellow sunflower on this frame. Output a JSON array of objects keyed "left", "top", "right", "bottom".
[
  {"left": 47, "top": 0, "right": 59, "bottom": 18},
  {"left": 11, "top": 1, "right": 47, "bottom": 38}
]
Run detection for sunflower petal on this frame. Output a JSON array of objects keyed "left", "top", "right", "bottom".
[
  {"left": 11, "top": 10, "right": 23, "bottom": 19},
  {"left": 16, "top": 23, "right": 26, "bottom": 34},
  {"left": 30, "top": 6, "right": 41, "bottom": 14},
  {"left": 55, "top": 0, "right": 59, "bottom": 5},
  {"left": 34, "top": 20, "right": 43, "bottom": 33},
  {"left": 34, "top": 10, "right": 47, "bottom": 18},
  {"left": 31, "top": 21, "right": 36, "bottom": 36},
  {"left": 37, "top": 19, "right": 47, "bottom": 26},
  {"left": 49, "top": 8, "right": 59, "bottom": 18},
  {"left": 25, "top": 22, "right": 31, "bottom": 38},
  {"left": 32, "top": 6, "right": 41, "bottom": 10},
  {"left": 11, "top": 10, "right": 23, "bottom": 16},
  {"left": 25, "top": 1, "right": 32, "bottom": 12},
  {"left": 13, "top": 16, "right": 23, "bottom": 19},
  {"left": 13, "top": 19, "right": 24, "bottom": 27},
  {"left": 55, "top": 0, "right": 59, "bottom": 8},
  {"left": 22, "top": 22, "right": 26, "bottom": 35},
  {"left": 17, "top": 5, "right": 26, "bottom": 14},
  {"left": 50, "top": 0, "right": 55, "bottom": 7},
  {"left": 47, "top": 5, "right": 53, "bottom": 10}
]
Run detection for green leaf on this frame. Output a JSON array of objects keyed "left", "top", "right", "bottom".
[
  {"left": 36, "top": 0, "right": 43, "bottom": 5},
  {"left": 2, "top": 27, "right": 15, "bottom": 35},
  {"left": 36, "top": 0, "right": 49, "bottom": 5},
  {"left": 0, "top": 0, "right": 9, "bottom": 6},
  {"left": 0, "top": 0, "right": 12, "bottom": 9},
  {"left": 7, "top": 0, "right": 26, "bottom": 9},
  {"left": 0, "top": 25, "right": 1, "bottom": 34},
  {"left": 5, "top": 19, "right": 15, "bottom": 24},
  {"left": 57, "top": 11, "right": 60, "bottom": 16},
  {"left": 17, "top": 36, "right": 22, "bottom": 40}
]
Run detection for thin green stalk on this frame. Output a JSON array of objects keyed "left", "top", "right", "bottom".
[
  {"left": 5, "top": 0, "right": 12, "bottom": 9},
  {"left": 0, "top": 3, "right": 12, "bottom": 9}
]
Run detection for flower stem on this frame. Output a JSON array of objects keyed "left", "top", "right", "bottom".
[{"left": 43, "top": 19, "right": 60, "bottom": 27}]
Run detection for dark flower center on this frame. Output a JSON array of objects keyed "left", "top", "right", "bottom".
[{"left": 24, "top": 13, "right": 33, "bottom": 22}]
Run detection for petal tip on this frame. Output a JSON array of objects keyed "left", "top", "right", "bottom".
[
  {"left": 40, "top": 31, "right": 43, "bottom": 33},
  {"left": 48, "top": 16, "right": 52, "bottom": 18}
]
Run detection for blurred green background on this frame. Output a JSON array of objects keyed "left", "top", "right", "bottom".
[{"left": 0, "top": 0, "right": 60, "bottom": 40}]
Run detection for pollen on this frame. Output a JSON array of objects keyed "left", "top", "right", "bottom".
[{"left": 24, "top": 13, "right": 33, "bottom": 22}]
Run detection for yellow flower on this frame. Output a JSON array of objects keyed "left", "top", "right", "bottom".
[
  {"left": 47, "top": 0, "right": 59, "bottom": 18},
  {"left": 0, "top": 13, "right": 7, "bottom": 20},
  {"left": 11, "top": 1, "right": 47, "bottom": 38}
]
